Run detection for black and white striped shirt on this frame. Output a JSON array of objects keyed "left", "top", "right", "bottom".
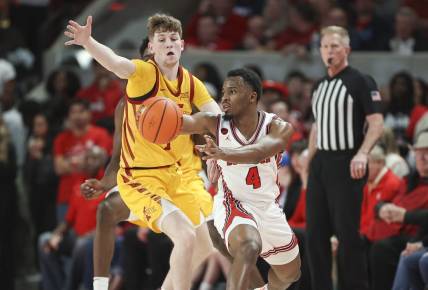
[{"left": 311, "top": 66, "right": 382, "bottom": 151}]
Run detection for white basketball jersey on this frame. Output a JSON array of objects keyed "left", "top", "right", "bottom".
[{"left": 215, "top": 111, "right": 282, "bottom": 204}]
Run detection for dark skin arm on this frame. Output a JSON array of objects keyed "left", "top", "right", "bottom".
[
  {"left": 183, "top": 114, "right": 294, "bottom": 164},
  {"left": 81, "top": 97, "right": 124, "bottom": 199}
]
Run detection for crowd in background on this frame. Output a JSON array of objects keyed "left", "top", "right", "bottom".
[{"left": 1, "top": 0, "right": 428, "bottom": 290}]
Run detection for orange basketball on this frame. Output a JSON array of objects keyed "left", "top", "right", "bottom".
[{"left": 138, "top": 97, "right": 183, "bottom": 144}]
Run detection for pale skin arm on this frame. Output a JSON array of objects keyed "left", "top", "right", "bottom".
[
  {"left": 306, "top": 123, "right": 318, "bottom": 168},
  {"left": 350, "top": 113, "right": 384, "bottom": 179},
  {"left": 199, "top": 100, "right": 222, "bottom": 114},
  {"left": 64, "top": 16, "right": 135, "bottom": 79}
]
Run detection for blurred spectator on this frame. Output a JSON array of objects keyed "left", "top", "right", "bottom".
[
  {"left": 192, "top": 62, "right": 223, "bottom": 100},
  {"left": 403, "top": 0, "right": 428, "bottom": 31},
  {"left": 370, "top": 132, "right": 428, "bottom": 290},
  {"left": 186, "top": 0, "right": 247, "bottom": 49},
  {"left": 53, "top": 99, "right": 112, "bottom": 222},
  {"left": 185, "top": 13, "right": 234, "bottom": 51},
  {"left": 146, "top": 232, "right": 173, "bottom": 289},
  {"left": 285, "top": 70, "right": 306, "bottom": 112},
  {"left": 233, "top": 0, "right": 265, "bottom": 17},
  {"left": 272, "top": 2, "right": 318, "bottom": 56},
  {"left": 360, "top": 145, "right": 403, "bottom": 241},
  {"left": 262, "top": 0, "right": 287, "bottom": 42},
  {"left": 77, "top": 60, "right": 122, "bottom": 131},
  {"left": 391, "top": 209, "right": 428, "bottom": 290},
  {"left": 241, "top": 15, "right": 268, "bottom": 50},
  {"left": 269, "top": 100, "right": 305, "bottom": 151},
  {"left": 324, "top": 6, "right": 362, "bottom": 49},
  {"left": 407, "top": 78, "right": 428, "bottom": 141},
  {"left": 44, "top": 67, "right": 81, "bottom": 134},
  {"left": 120, "top": 227, "right": 152, "bottom": 290},
  {"left": 38, "top": 145, "right": 107, "bottom": 290},
  {"left": 384, "top": 71, "right": 414, "bottom": 148},
  {"left": 0, "top": 0, "right": 27, "bottom": 58},
  {"left": 196, "top": 250, "right": 230, "bottom": 290},
  {"left": 0, "top": 113, "right": 18, "bottom": 290},
  {"left": 260, "top": 80, "right": 288, "bottom": 111},
  {"left": 351, "top": 0, "right": 391, "bottom": 51},
  {"left": 0, "top": 58, "right": 26, "bottom": 167},
  {"left": 389, "top": 7, "right": 428, "bottom": 55},
  {"left": 24, "top": 113, "right": 58, "bottom": 256},
  {"left": 379, "top": 128, "right": 410, "bottom": 178}
]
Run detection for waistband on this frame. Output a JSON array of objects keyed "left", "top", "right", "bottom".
[{"left": 124, "top": 164, "right": 174, "bottom": 170}]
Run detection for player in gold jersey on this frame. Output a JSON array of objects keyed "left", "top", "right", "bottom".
[{"left": 66, "top": 14, "right": 221, "bottom": 290}]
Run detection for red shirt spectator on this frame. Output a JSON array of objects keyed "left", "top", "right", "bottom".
[
  {"left": 66, "top": 184, "right": 106, "bottom": 236},
  {"left": 186, "top": 0, "right": 247, "bottom": 49},
  {"left": 77, "top": 61, "right": 122, "bottom": 123},
  {"left": 406, "top": 105, "right": 428, "bottom": 140},
  {"left": 54, "top": 125, "right": 112, "bottom": 203},
  {"left": 288, "top": 188, "right": 306, "bottom": 229},
  {"left": 360, "top": 168, "right": 403, "bottom": 238}
]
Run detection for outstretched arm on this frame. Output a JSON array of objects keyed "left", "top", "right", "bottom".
[
  {"left": 64, "top": 16, "right": 135, "bottom": 79},
  {"left": 197, "top": 119, "right": 293, "bottom": 164},
  {"left": 181, "top": 112, "right": 219, "bottom": 135}
]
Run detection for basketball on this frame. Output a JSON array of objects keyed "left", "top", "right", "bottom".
[{"left": 138, "top": 96, "right": 183, "bottom": 144}]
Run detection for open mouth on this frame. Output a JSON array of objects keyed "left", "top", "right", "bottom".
[
  {"left": 327, "top": 57, "right": 333, "bottom": 65},
  {"left": 167, "top": 52, "right": 174, "bottom": 56}
]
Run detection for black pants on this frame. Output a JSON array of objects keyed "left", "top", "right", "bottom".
[
  {"left": 369, "top": 235, "right": 409, "bottom": 290},
  {"left": 306, "top": 150, "right": 368, "bottom": 290}
]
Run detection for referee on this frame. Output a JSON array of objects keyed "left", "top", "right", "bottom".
[{"left": 305, "top": 26, "right": 384, "bottom": 290}]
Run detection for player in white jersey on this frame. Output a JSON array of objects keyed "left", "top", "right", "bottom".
[{"left": 179, "top": 68, "right": 301, "bottom": 290}]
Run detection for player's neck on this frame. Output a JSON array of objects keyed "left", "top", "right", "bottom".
[
  {"left": 158, "top": 62, "right": 180, "bottom": 81},
  {"left": 233, "top": 110, "right": 259, "bottom": 140},
  {"left": 71, "top": 124, "right": 90, "bottom": 136}
]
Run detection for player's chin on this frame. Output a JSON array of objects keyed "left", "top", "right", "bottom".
[{"left": 223, "top": 113, "right": 232, "bottom": 121}]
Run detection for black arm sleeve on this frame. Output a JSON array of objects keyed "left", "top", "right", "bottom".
[
  {"left": 403, "top": 209, "right": 428, "bottom": 226},
  {"left": 358, "top": 75, "right": 383, "bottom": 115}
]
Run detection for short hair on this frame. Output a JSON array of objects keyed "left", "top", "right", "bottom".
[
  {"left": 369, "top": 144, "right": 386, "bottom": 161},
  {"left": 321, "top": 25, "right": 350, "bottom": 47},
  {"left": 68, "top": 98, "right": 90, "bottom": 112},
  {"left": 139, "top": 37, "right": 152, "bottom": 60},
  {"left": 147, "top": 13, "right": 182, "bottom": 39},
  {"left": 227, "top": 68, "right": 262, "bottom": 101}
]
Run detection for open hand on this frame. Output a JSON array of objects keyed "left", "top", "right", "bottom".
[
  {"left": 195, "top": 135, "right": 224, "bottom": 161},
  {"left": 64, "top": 16, "right": 93, "bottom": 46},
  {"left": 80, "top": 178, "right": 105, "bottom": 199}
]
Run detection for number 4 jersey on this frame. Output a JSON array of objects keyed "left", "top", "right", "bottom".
[{"left": 215, "top": 111, "right": 282, "bottom": 204}]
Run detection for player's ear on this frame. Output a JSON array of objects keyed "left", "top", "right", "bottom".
[
  {"left": 250, "top": 91, "right": 257, "bottom": 104},
  {"left": 180, "top": 40, "right": 184, "bottom": 51},
  {"left": 148, "top": 41, "right": 154, "bottom": 54}
]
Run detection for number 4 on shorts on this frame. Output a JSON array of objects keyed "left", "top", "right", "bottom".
[{"left": 246, "top": 166, "right": 261, "bottom": 189}]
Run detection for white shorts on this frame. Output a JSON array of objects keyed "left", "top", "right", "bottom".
[
  {"left": 213, "top": 195, "right": 299, "bottom": 265},
  {"left": 106, "top": 186, "right": 205, "bottom": 229}
]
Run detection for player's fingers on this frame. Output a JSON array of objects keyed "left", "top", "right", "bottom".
[
  {"left": 64, "top": 31, "right": 74, "bottom": 38},
  {"left": 86, "top": 15, "right": 92, "bottom": 26},
  {"left": 68, "top": 20, "right": 81, "bottom": 28},
  {"left": 66, "top": 25, "right": 77, "bottom": 33}
]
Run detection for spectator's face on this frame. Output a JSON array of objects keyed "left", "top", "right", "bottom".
[
  {"left": 355, "top": 0, "right": 374, "bottom": 15},
  {"left": 320, "top": 33, "right": 350, "bottom": 69},
  {"left": 0, "top": 79, "right": 15, "bottom": 109},
  {"left": 395, "top": 14, "right": 414, "bottom": 40},
  {"left": 92, "top": 62, "right": 111, "bottom": 83},
  {"left": 288, "top": 77, "right": 304, "bottom": 98},
  {"left": 68, "top": 104, "right": 91, "bottom": 129},
  {"left": 415, "top": 148, "right": 428, "bottom": 177},
  {"left": 367, "top": 157, "right": 384, "bottom": 182},
  {"left": 247, "top": 16, "right": 265, "bottom": 38},
  {"left": 269, "top": 101, "right": 289, "bottom": 121},
  {"left": 53, "top": 71, "right": 67, "bottom": 94},
  {"left": 327, "top": 8, "right": 348, "bottom": 28},
  {"left": 149, "top": 31, "right": 183, "bottom": 67},
  {"left": 211, "top": 0, "right": 234, "bottom": 17},
  {"left": 261, "top": 90, "right": 281, "bottom": 109},
  {"left": 197, "top": 16, "right": 219, "bottom": 45},
  {"left": 33, "top": 114, "right": 48, "bottom": 138},
  {"left": 263, "top": 0, "right": 284, "bottom": 21}
]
